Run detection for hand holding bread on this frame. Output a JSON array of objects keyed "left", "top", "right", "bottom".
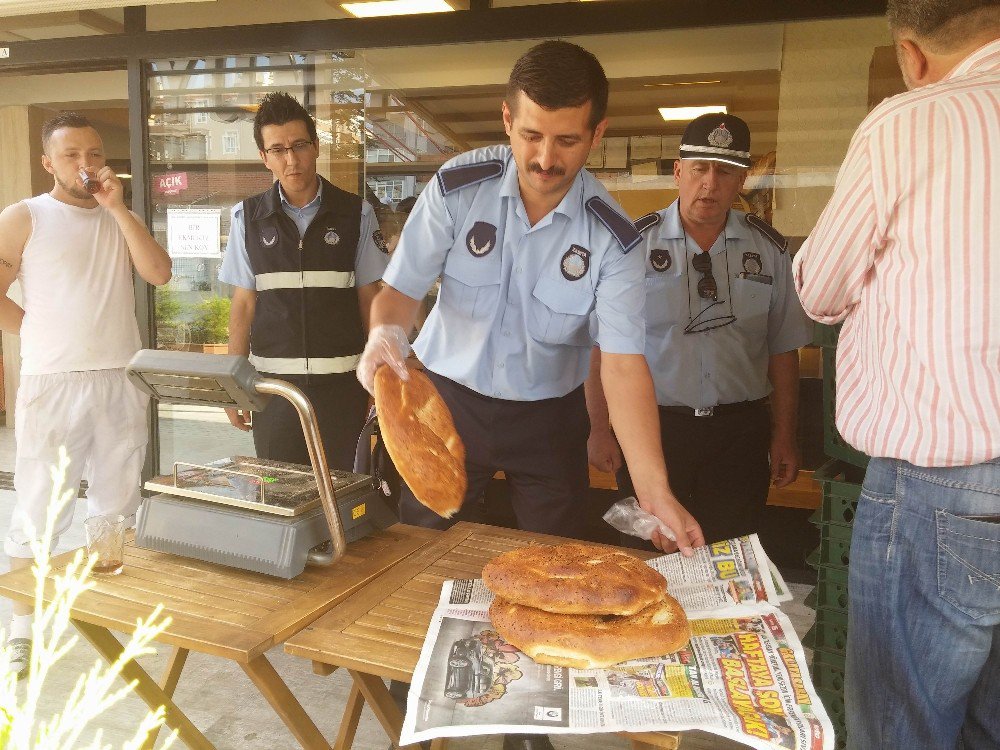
[{"left": 373, "top": 364, "right": 467, "bottom": 518}]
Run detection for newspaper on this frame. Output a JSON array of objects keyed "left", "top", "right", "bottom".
[{"left": 400, "top": 534, "right": 833, "bottom": 750}]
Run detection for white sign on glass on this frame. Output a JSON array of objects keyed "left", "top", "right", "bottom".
[{"left": 167, "top": 207, "right": 222, "bottom": 258}]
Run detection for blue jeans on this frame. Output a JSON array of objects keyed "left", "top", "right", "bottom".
[{"left": 846, "top": 457, "right": 1000, "bottom": 750}]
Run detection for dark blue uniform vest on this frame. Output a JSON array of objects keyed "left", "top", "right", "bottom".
[{"left": 243, "top": 177, "right": 365, "bottom": 387}]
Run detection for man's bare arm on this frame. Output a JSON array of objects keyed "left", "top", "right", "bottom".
[
  {"left": 602, "top": 351, "right": 704, "bottom": 554},
  {"left": 0, "top": 203, "right": 30, "bottom": 334},
  {"left": 767, "top": 350, "right": 801, "bottom": 488},
  {"left": 584, "top": 346, "right": 623, "bottom": 473},
  {"left": 357, "top": 281, "right": 380, "bottom": 334}
]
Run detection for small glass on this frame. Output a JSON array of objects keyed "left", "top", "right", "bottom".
[
  {"left": 78, "top": 168, "right": 100, "bottom": 194},
  {"left": 84, "top": 514, "right": 126, "bottom": 575}
]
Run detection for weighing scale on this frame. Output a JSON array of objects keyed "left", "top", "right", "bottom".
[{"left": 126, "top": 350, "right": 394, "bottom": 578}]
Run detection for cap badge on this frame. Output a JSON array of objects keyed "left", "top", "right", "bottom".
[
  {"left": 324, "top": 228, "right": 340, "bottom": 246},
  {"left": 650, "top": 248, "right": 672, "bottom": 272},
  {"left": 561, "top": 245, "right": 590, "bottom": 281},
  {"left": 708, "top": 123, "right": 734, "bottom": 148}
]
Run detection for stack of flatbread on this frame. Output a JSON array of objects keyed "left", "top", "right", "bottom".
[{"left": 483, "top": 542, "right": 690, "bottom": 669}]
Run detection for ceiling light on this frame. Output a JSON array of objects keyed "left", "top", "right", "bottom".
[
  {"left": 658, "top": 105, "right": 728, "bottom": 122},
  {"left": 341, "top": 0, "right": 456, "bottom": 17},
  {"left": 644, "top": 80, "right": 723, "bottom": 88}
]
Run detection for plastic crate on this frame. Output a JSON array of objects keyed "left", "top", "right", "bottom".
[
  {"left": 804, "top": 565, "right": 850, "bottom": 612},
  {"left": 811, "top": 459, "right": 865, "bottom": 527},
  {"left": 816, "top": 688, "right": 847, "bottom": 750},
  {"left": 812, "top": 652, "right": 846, "bottom": 695},
  {"left": 806, "top": 521, "right": 853, "bottom": 572},
  {"left": 804, "top": 608, "right": 849, "bottom": 657},
  {"left": 822, "top": 348, "right": 871, "bottom": 469},
  {"left": 813, "top": 322, "right": 841, "bottom": 348}
]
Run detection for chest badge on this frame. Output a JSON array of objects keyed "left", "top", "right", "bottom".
[
  {"left": 466, "top": 221, "right": 496, "bottom": 257},
  {"left": 373, "top": 229, "right": 389, "bottom": 254},
  {"left": 260, "top": 228, "right": 278, "bottom": 247},
  {"left": 742, "top": 252, "right": 763, "bottom": 275},
  {"left": 561, "top": 245, "right": 590, "bottom": 281},
  {"left": 324, "top": 228, "right": 340, "bottom": 246},
  {"left": 650, "top": 248, "right": 672, "bottom": 272}
]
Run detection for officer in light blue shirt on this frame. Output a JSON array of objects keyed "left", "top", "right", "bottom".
[
  {"left": 358, "top": 41, "right": 704, "bottom": 558},
  {"left": 218, "top": 92, "right": 389, "bottom": 471},
  {"left": 587, "top": 113, "right": 813, "bottom": 546}
]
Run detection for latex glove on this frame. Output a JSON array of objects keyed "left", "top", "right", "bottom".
[{"left": 358, "top": 324, "right": 411, "bottom": 394}]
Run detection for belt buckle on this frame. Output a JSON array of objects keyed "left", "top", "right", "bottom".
[{"left": 694, "top": 407, "right": 714, "bottom": 417}]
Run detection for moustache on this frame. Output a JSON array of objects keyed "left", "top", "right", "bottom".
[{"left": 528, "top": 163, "right": 565, "bottom": 177}]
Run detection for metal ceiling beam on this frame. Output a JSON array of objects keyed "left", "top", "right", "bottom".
[{"left": 0, "top": 0, "right": 885, "bottom": 73}]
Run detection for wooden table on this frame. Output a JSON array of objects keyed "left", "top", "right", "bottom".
[
  {"left": 284, "top": 521, "right": 681, "bottom": 750},
  {"left": 0, "top": 523, "right": 437, "bottom": 750}
]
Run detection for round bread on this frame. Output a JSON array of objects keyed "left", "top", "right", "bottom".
[
  {"left": 374, "top": 365, "right": 466, "bottom": 518},
  {"left": 482, "top": 543, "right": 667, "bottom": 616},
  {"left": 489, "top": 595, "right": 690, "bottom": 669}
]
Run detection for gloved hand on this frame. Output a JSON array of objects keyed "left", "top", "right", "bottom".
[{"left": 358, "top": 324, "right": 411, "bottom": 394}]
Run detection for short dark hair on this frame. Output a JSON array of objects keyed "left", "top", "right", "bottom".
[
  {"left": 253, "top": 92, "right": 318, "bottom": 151},
  {"left": 41, "top": 111, "right": 94, "bottom": 153},
  {"left": 506, "top": 40, "right": 609, "bottom": 130},
  {"left": 887, "top": 0, "right": 1000, "bottom": 48}
]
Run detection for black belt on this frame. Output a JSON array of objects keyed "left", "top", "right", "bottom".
[{"left": 660, "top": 398, "right": 768, "bottom": 418}]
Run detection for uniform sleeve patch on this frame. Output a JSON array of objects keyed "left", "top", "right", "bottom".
[
  {"left": 746, "top": 213, "right": 788, "bottom": 254},
  {"left": 585, "top": 197, "right": 642, "bottom": 254},
  {"left": 634, "top": 211, "right": 662, "bottom": 235},
  {"left": 436, "top": 159, "right": 505, "bottom": 196}
]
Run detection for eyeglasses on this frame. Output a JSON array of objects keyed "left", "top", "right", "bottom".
[
  {"left": 262, "top": 140, "right": 315, "bottom": 157},
  {"left": 692, "top": 251, "right": 717, "bottom": 300}
]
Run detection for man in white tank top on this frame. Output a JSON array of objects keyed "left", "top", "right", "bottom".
[{"left": 0, "top": 113, "right": 171, "bottom": 679}]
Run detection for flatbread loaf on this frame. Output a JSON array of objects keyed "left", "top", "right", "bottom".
[
  {"left": 489, "top": 594, "right": 690, "bottom": 669},
  {"left": 373, "top": 365, "right": 466, "bottom": 518},
  {"left": 482, "top": 543, "right": 667, "bottom": 616}
]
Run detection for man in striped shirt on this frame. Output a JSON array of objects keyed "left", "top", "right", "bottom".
[{"left": 793, "top": 2, "right": 1000, "bottom": 747}]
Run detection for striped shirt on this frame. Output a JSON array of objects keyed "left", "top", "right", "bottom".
[{"left": 793, "top": 39, "right": 1000, "bottom": 467}]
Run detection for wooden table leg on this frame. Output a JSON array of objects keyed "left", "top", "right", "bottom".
[
  {"left": 141, "top": 646, "right": 190, "bottom": 750},
  {"left": 241, "top": 653, "right": 331, "bottom": 750},
  {"left": 333, "top": 681, "right": 364, "bottom": 750},
  {"left": 74, "top": 620, "right": 214, "bottom": 750},
  {"left": 346, "top": 670, "right": 424, "bottom": 750}
]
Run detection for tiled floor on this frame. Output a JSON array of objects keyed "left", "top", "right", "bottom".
[{"left": 0, "top": 410, "right": 818, "bottom": 749}]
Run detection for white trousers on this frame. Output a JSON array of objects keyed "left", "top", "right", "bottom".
[{"left": 4, "top": 368, "right": 149, "bottom": 558}]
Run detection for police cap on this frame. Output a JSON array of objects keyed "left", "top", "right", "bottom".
[{"left": 679, "top": 113, "right": 752, "bottom": 169}]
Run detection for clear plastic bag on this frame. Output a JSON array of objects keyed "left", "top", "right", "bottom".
[{"left": 602, "top": 496, "right": 677, "bottom": 542}]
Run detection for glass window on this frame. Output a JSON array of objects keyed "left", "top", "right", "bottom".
[{"left": 145, "top": 17, "right": 899, "bottom": 474}]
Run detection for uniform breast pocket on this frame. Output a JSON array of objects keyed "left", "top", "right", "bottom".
[
  {"left": 644, "top": 274, "right": 687, "bottom": 329},
  {"left": 440, "top": 252, "right": 501, "bottom": 320},
  {"left": 731, "top": 276, "right": 771, "bottom": 337},
  {"left": 527, "top": 275, "right": 594, "bottom": 346}
]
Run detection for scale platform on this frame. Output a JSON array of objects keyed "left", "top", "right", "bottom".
[
  {"left": 126, "top": 350, "right": 397, "bottom": 578},
  {"left": 137, "top": 459, "right": 395, "bottom": 578}
]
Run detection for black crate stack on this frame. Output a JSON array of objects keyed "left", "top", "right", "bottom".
[{"left": 804, "top": 323, "right": 869, "bottom": 749}]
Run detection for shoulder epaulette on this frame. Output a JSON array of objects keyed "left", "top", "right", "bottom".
[
  {"left": 634, "top": 211, "right": 662, "bottom": 235},
  {"left": 746, "top": 213, "right": 788, "bottom": 254},
  {"left": 436, "top": 159, "right": 505, "bottom": 196},
  {"left": 586, "top": 197, "right": 642, "bottom": 254}
]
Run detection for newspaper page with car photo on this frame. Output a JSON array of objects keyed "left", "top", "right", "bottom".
[{"left": 400, "top": 534, "right": 833, "bottom": 750}]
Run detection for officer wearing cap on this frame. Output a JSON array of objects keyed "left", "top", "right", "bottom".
[
  {"left": 357, "top": 40, "right": 704, "bottom": 558},
  {"left": 587, "top": 113, "right": 813, "bottom": 545}
]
